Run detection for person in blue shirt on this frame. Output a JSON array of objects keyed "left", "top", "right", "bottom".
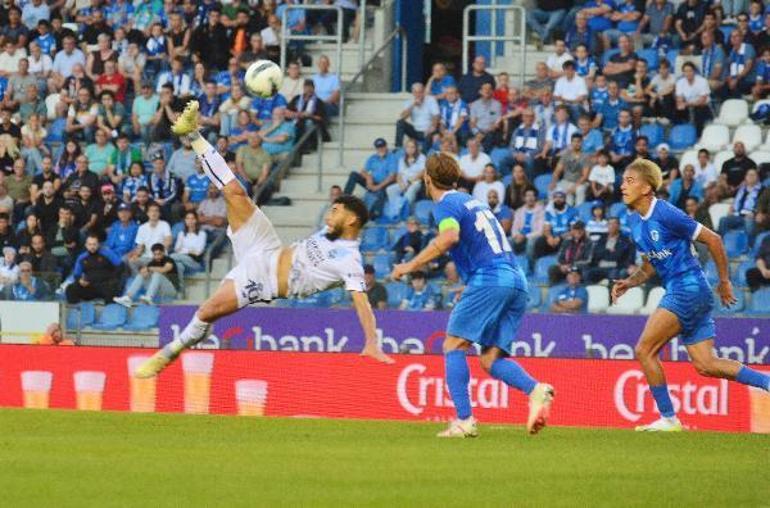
[
  {"left": 426, "top": 62, "right": 456, "bottom": 105},
  {"left": 752, "top": 47, "right": 770, "bottom": 99},
  {"left": 399, "top": 271, "right": 438, "bottom": 310},
  {"left": 725, "top": 30, "right": 757, "bottom": 98},
  {"left": 589, "top": 74, "right": 609, "bottom": 112},
  {"left": 550, "top": 267, "right": 588, "bottom": 313},
  {"left": 534, "top": 190, "right": 578, "bottom": 259},
  {"left": 391, "top": 153, "right": 555, "bottom": 438},
  {"left": 593, "top": 80, "right": 627, "bottom": 131},
  {"left": 184, "top": 163, "right": 211, "bottom": 207},
  {"left": 33, "top": 20, "right": 56, "bottom": 55},
  {"left": 10, "top": 260, "right": 50, "bottom": 301},
  {"left": 610, "top": 109, "right": 636, "bottom": 168},
  {"left": 343, "top": 138, "right": 398, "bottom": 219},
  {"left": 603, "top": 0, "right": 642, "bottom": 48},
  {"left": 612, "top": 158, "right": 770, "bottom": 432},
  {"left": 578, "top": 114, "right": 604, "bottom": 155},
  {"left": 250, "top": 93, "right": 288, "bottom": 126},
  {"left": 105, "top": 203, "right": 139, "bottom": 259}
]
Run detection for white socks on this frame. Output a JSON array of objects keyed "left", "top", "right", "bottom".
[
  {"left": 188, "top": 131, "right": 235, "bottom": 190},
  {"left": 161, "top": 313, "right": 212, "bottom": 359}
]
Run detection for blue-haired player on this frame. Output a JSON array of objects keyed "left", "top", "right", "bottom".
[
  {"left": 613, "top": 159, "right": 770, "bottom": 432},
  {"left": 391, "top": 153, "right": 554, "bottom": 438}
]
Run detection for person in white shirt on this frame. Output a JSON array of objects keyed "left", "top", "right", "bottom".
[
  {"left": 127, "top": 202, "right": 172, "bottom": 272},
  {"left": 472, "top": 164, "right": 506, "bottom": 205},
  {"left": 693, "top": 148, "right": 719, "bottom": 186},
  {"left": 587, "top": 150, "right": 616, "bottom": 203},
  {"left": 546, "top": 39, "right": 574, "bottom": 79},
  {"left": 395, "top": 82, "right": 439, "bottom": 151},
  {"left": 0, "top": 41, "right": 27, "bottom": 78},
  {"left": 155, "top": 57, "right": 191, "bottom": 97},
  {"left": 279, "top": 61, "right": 302, "bottom": 103},
  {"left": 171, "top": 210, "right": 207, "bottom": 273},
  {"left": 133, "top": 100, "right": 392, "bottom": 379},
  {"left": 385, "top": 138, "right": 426, "bottom": 219},
  {"left": 553, "top": 60, "right": 588, "bottom": 122},
  {"left": 674, "top": 61, "right": 713, "bottom": 135},
  {"left": 458, "top": 137, "right": 492, "bottom": 191}
]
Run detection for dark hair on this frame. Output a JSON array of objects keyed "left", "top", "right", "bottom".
[
  {"left": 99, "top": 90, "right": 115, "bottom": 101},
  {"left": 147, "top": 202, "right": 161, "bottom": 212},
  {"left": 636, "top": 135, "right": 649, "bottom": 144},
  {"left": 330, "top": 185, "right": 342, "bottom": 191},
  {"left": 571, "top": 133, "right": 583, "bottom": 141},
  {"left": 425, "top": 153, "right": 460, "bottom": 190},
  {"left": 0, "top": 212, "right": 9, "bottom": 221},
  {"left": 151, "top": 243, "right": 165, "bottom": 253},
  {"left": 136, "top": 186, "right": 150, "bottom": 194},
  {"left": 682, "top": 62, "right": 697, "bottom": 72},
  {"left": 412, "top": 271, "right": 427, "bottom": 280},
  {"left": 698, "top": 148, "right": 710, "bottom": 156},
  {"left": 86, "top": 232, "right": 101, "bottom": 243},
  {"left": 184, "top": 210, "right": 200, "bottom": 234},
  {"left": 562, "top": 60, "right": 575, "bottom": 70},
  {"left": 333, "top": 195, "right": 369, "bottom": 228}
]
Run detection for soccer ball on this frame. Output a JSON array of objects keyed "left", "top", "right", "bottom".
[{"left": 244, "top": 60, "right": 283, "bottom": 98}]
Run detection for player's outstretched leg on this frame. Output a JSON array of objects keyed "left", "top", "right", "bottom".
[
  {"left": 687, "top": 340, "right": 770, "bottom": 391},
  {"left": 437, "top": 338, "right": 478, "bottom": 438},
  {"left": 480, "top": 347, "right": 555, "bottom": 435}
]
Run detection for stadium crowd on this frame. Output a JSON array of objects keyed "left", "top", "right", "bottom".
[{"left": 0, "top": 0, "right": 360, "bottom": 305}]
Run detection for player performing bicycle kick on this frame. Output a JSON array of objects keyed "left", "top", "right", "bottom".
[{"left": 135, "top": 101, "right": 393, "bottom": 378}]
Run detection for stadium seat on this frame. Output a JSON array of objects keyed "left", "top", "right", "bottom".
[
  {"left": 609, "top": 202, "right": 628, "bottom": 218},
  {"left": 91, "top": 304, "right": 128, "bottom": 331},
  {"left": 734, "top": 259, "right": 754, "bottom": 287},
  {"left": 527, "top": 284, "right": 542, "bottom": 310},
  {"left": 719, "top": 25, "right": 735, "bottom": 43},
  {"left": 124, "top": 305, "right": 160, "bottom": 331},
  {"left": 414, "top": 200, "right": 434, "bottom": 226},
  {"left": 665, "top": 49, "right": 679, "bottom": 70},
  {"left": 723, "top": 230, "right": 749, "bottom": 257},
  {"left": 637, "top": 48, "right": 659, "bottom": 71},
  {"left": 372, "top": 253, "right": 393, "bottom": 278},
  {"left": 704, "top": 260, "right": 720, "bottom": 284},
  {"left": 640, "top": 286, "right": 666, "bottom": 315},
  {"left": 696, "top": 124, "right": 729, "bottom": 152},
  {"left": 750, "top": 151, "right": 770, "bottom": 170},
  {"left": 713, "top": 150, "right": 733, "bottom": 173},
  {"left": 389, "top": 225, "right": 407, "bottom": 247},
  {"left": 747, "top": 287, "right": 770, "bottom": 314},
  {"left": 534, "top": 255, "right": 557, "bottom": 284},
  {"left": 171, "top": 221, "right": 185, "bottom": 241},
  {"left": 44, "top": 118, "right": 67, "bottom": 144},
  {"left": 678, "top": 149, "right": 699, "bottom": 170},
  {"left": 708, "top": 203, "right": 731, "bottom": 230},
  {"left": 640, "top": 123, "right": 664, "bottom": 149},
  {"left": 360, "top": 226, "right": 390, "bottom": 252},
  {"left": 385, "top": 282, "right": 408, "bottom": 308},
  {"left": 668, "top": 124, "right": 697, "bottom": 151},
  {"left": 534, "top": 174, "right": 552, "bottom": 199},
  {"left": 66, "top": 302, "right": 96, "bottom": 331},
  {"left": 733, "top": 124, "right": 762, "bottom": 152},
  {"left": 716, "top": 99, "right": 749, "bottom": 127},
  {"left": 502, "top": 173, "right": 513, "bottom": 187},
  {"left": 601, "top": 48, "right": 620, "bottom": 67},
  {"left": 577, "top": 201, "right": 595, "bottom": 223},
  {"left": 325, "top": 288, "right": 348, "bottom": 307},
  {"left": 606, "top": 287, "right": 644, "bottom": 315},
  {"left": 586, "top": 285, "right": 610, "bottom": 313}
]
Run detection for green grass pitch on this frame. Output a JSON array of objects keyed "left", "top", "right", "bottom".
[{"left": 0, "top": 409, "right": 767, "bottom": 507}]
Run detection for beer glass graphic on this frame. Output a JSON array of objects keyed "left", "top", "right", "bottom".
[
  {"left": 182, "top": 352, "right": 214, "bottom": 414},
  {"left": 235, "top": 380, "right": 269, "bottom": 416},
  {"left": 127, "top": 356, "right": 156, "bottom": 412},
  {"left": 74, "top": 371, "right": 106, "bottom": 411},
  {"left": 21, "top": 371, "right": 53, "bottom": 409},
  {"left": 749, "top": 386, "right": 770, "bottom": 433}
]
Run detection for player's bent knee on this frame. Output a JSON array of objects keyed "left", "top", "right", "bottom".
[
  {"left": 692, "top": 359, "right": 719, "bottom": 377},
  {"left": 223, "top": 180, "right": 247, "bottom": 199},
  {"left": 442, "top": 336, "right": 470, "bottom": 354},
  {"left": 634, "top": 341, "right": 654, "bottom": 361}
]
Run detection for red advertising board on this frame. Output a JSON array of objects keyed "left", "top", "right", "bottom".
[{"left": 1, "top": 345, "right": 768, "bottom": 433}]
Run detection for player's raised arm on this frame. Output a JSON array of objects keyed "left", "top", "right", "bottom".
[
  {"left": 611, "top": 256, "right": 655, "bottom": 303},
  {"left": 350, "top": 290, "right": 394, "bottom": 364},
  {"left": 390, "top": 225, "right": 460, "bottom": 280},
  {"left": 695, "top": 226, "right": 737, "bottom": 306}
]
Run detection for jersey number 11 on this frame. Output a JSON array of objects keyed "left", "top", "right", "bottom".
[{"left": 474, "top": 210, "right": 512, "bottom": 254}]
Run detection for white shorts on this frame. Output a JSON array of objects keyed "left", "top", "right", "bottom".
[{"left": 224, "top": 207, "right": 282, "bottom": 308}]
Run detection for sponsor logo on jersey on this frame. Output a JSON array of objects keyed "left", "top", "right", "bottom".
[{"left": 650, "top": 229, "right": 659, "bottom": 242}]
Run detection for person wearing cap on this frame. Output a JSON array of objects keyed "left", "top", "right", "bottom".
[
  {"left": 286, "top": 78, "right": 329, "bottom": 153},
  {"left": 395, "top": 82, "right": 439, "bottom": 151},
  {"left": 550, "top": 267, "right": 588, "bottom": 313},
  {"left": 548, "top": 220, "right": 594, "bottom": 284},
  {"left": 65, "top": 232, "right": 123, "bottom": 304},
  {"left": 363, "top": 263, "right": 388, "bottom": 310},
  {"left": 105, "top": 202, "right": 138, "bottom": 259},
  {"left": 95, "top": 183, "right": 123, "bottom": 232},
  {"left": 533, "top": 190, "right": 578, "bottom": 260},
  {"left": 399, "top": 271, "right": 438, "bottom": 311},
  {"left": 131, "top": 79, "right": 159, "bottom": 143},
  {"left": 343, "top": 137, "right": 397, "bottom": 219},
  {"left": 652, "top": 143, "right": 679, "bottom": 185}
]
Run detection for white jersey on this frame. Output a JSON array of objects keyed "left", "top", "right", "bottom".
[{"left": 287, "top": 229, "right": 366, "bottom": 298}]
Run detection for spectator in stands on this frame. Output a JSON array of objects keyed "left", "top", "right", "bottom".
[
  {"left": 94, "top": 183, "right": 121, "bottom": 233},
  {"left": 191, "top": 7, "right": 230, "bottom": 72},
  {"left": 693, "top": 148, "right": 719, "bottom": 187},
  {"left": 497, "top": 87, "right": 529, "bottom": 142},
  {"left": 84, "top": 129, "right": 115, "bottom": 176},
  {"left": 70, "top": 184, "right": 98, "bottom": 235},
  {"left": 472, "top": 164, "right": 505, "bottom": 205},
  {"left": 701, "top": 30, "right": 726, "bottom": 96},
  {"left": 147, "top": 152, "right": 181, "bottom": 222},
  {"left": 363, "top": 264, "right": 387, "bottom": 310},
  {"left": 566, "top": 14, "right": 595, "bottom": 54},
  {"left": 27, "top": 233, "right": 57, "bottom": 276},
  {"left": 426, "top": 62, "right": 456, "bottom": 103},
  {"left": 393, "top": 217, "right": 423, "bottom": 264},
  {"left": 287, "top": 79, "right": 329, "bottom": 153},
  {"left": 167, "top": 137, "right": 198, "bottom": 183},
  {"left": 156, "top": 56, "right": 190, "bottom": 97},
  {"left": 127, "top": 202, "right": 171, "bottom": 272},
  {"left": 603, "top": 35, "right": 638, "bottom": 89},
  {"left": 456, "top": 138, "right": 490, "bottom": 192},
  {"left": 0, "top": 182, "right": 12, "bottom": 216},
  {"left": 545, "top": 40, "right": 573, "bottom": 79},
  {"left": 753, "top": 47, "right": 770, "bottom": 99},
  {"left": 469, "top": 82, "right": 502, "bottom": 153},
  {"left": 316, "top": 185, "right": 343, "bottom": 229},
  {"left": 540, "top": 105, "right": 577, "bottom": 174},
  {"left": 0, "top": 246, "right": 19, "bottom": 291},
  {"left": 457, "top": 55, "right": 495, "bottom": 104},
  {"left": 0, "top": 40, "right": 26, "bottom": 80},
  {"left": 0, "top": 212, "right": 16, "bottom": 250},
  {"left": 121, "top": 162, "right": 148, "bottom": 205},
  {"left": 279, "top": 61, "right": 303, "bottom": 103},
  {"left": 438, "top": 86, "right": 469, "bottom": 146},
  {"left": 669, "top": 164, "right": 704, "bottom": 210},
  {"left": 505, "top": 164, "right": 537, "bottom": 210},
  {"left": 550, "top": 267, "right": 588, "bottom": 313},
  {"left": 725, "top": 30, "right": 756, "bottom": 98},
  {"left": 675, "top": 62, "right": 712, "bottom": 135},
  {"left": 115, "top": 242, "right": 178, "bottom": 306},
  {"left": 46, "top": 205, "right": 78, "bottom": 272},
  {"left": 65, "top": 232, "right": 122, "bottom": 304},
  {"left": 553, "top": 60, "right": 588, "bottom": 122},
  {"left": 385, "top": 138, "right": 425, "bottom": 219},
  {"left": 105, "top": 203, "right": 138, "bottom": 260},
  {"left": 312, "top": 55, "right": 341, "bottom": 116},
  {"left": 196, "top": 81, "right": 221, "bottom": 142},
  {"left": 52, "top": 35, "right": 84, "bottom": 84},
  {"left": 719, "top": 168, "right": 763, "bottom": 236},
  {"left": 30, "top": 156, "right": 58, "bottom": 200},
  {"left": 721, "top": 141, "right": 757, "bottom": 197},
  {"left": 674, "top": 0, "right": 706, "bottom": 53},
  {"left": 344, "top": 138, "right": 396, "bottom": 220},
  {"left": 198, "top": 184, "right": 227, "bottom": 235},
  {"left": 587, "top": 150, "right": 615, "bottom": 203},
  {"left": 646, "top": 59, "right": 676, "bottom": 123},
  {"left": 534, "top": 88, "right": 557, "bottom": 131},
  {"left": 524, "top": 62, "right": 554, "bottom": 103},
  {"left": 593, "top": 80, "right": 626, "bottom": 132},
  {"left": 746, "top": 234, "right": 770, "bottom": 291},
  {"left": 488, "top": 188, "right": 513, "bottom": 235},
  {"left": 395, "top": 82, "right": 439, "bottom": 150},
  {"left": 33, "top": 180, "right": 61, "bottom": 232},
  {"left": 6, "top": 58, "right": 36, "bottom": 111},
  {"left": 20, "top": 110, "right": 47, "bottom": 175},
  {"left": 8, "top": 259, "right": 49, "bottom": 301},
  {"left": 6, "top": 158, "right": 32, "bottom": 221},
  {"left": 256, "top": 107, "right": 294, "bottom": 159},
  {"left": 400, "top": 271, "right": 437, "bottom": 311},
  {"left": 150, "top": 83, "right": 181, "bottom": 143},
  {"left": 609, "top": 109, "right": 636, "bottom": 169},
  {"left": 171, "top": 210, "right": 206, "bottom": 274},
  {"left": 653, "top": 143, "right": 679, "bottom": 185},
  {"left": 16, "top": 212, "right": 40, "bottom": 256},
  {"left": 636, "top": 0, "right": 674, "bottom": 48},
  {"left": 755, "top": 186, "right": 770, "bottom": 237},
  {"left": 131, "top": 82, "right": 159, "bottom": 143},
  {"left": 65, "top": 86, "right": 98, "bottom": 143},
  {"left": 95, "top": 61, "right": 126, "bottom": 105},
  {"left": 603, "top": 0, "right": 642, "bottom": 48},
  {"left": 235, "top": 133, "right": 272, "bottom": 193},
  {"left": 620, "top": 60, "right": 651, "bottom": 119},
  {"left": 527, "top": 0, "right": 570, "bottom": 45},
  {"left": 586, "top": 204, "right": 609, "bottom": 239},
  {"left": 548, "top": 220, "right": 593, "bottom": 284},
  {"left": 550, "top": 133, "right": 590, "bottom": 205},
  {"left": 534, "top": 190, "right": 577, "bottom": 259},
  {"left": 495, "top": 108, "right": 541, "bottom": 179}
]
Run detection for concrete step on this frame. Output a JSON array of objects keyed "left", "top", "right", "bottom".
[
  {"left": 263, "top": 201, "right": 322, "bottom": 227},
  {"left": 294, "top": 146, "right": 371, "bottom": 170},
  {"left": 211, "top": 257, "right": 231, "bottom": 278},
  {"left": 185, "top": 279, "right": 210, "bottom": 301},
  {"left": 329, "top": 124, "right": 391, "bottom": 148},
  {"left": 279, "top": 174, "right": 332, "bottom": 197}
]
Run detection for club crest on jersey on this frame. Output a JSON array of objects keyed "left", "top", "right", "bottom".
[{"left": 650, "top": 230, "right": 659, "bottom": 242}]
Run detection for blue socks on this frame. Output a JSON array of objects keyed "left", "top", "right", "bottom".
[
  {"left": 444, "top": 350, "right": 472, "bottom": 420},
  {"left": 650, "top": 384, "right": 676, "bottom": 418},
  {"left": 736, "top": 366, "right": 770, "bottom": 391},
  {"left": 490, "top": 358, "right": 538, "bottom": 395}
]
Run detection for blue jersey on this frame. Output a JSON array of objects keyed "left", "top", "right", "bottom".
[
  {"left": 627, "top": 198, "right": 704, "bottom": 288},
  {"left": 186, "top": 173, "right": 209, "bottom": 203},
  {"left": 433, "top": 191, "right": 524, "bottom": 289}
]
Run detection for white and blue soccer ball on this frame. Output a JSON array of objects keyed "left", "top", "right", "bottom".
[{"left": 244, "top": 59, "right": 284, "bottom": 98}]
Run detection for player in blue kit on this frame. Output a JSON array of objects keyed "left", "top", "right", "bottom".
[
  {"left": 391, "top": 153, "right": 554, "bottom": 438},
  {"left": 613, "top": 159, "right": 770, "bottom": 432}
]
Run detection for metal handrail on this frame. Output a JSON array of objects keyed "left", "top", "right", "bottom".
[
  {"left": 462, "top": 4, "right": 527, "bottom": 86},
  {"left": 358, "top": 0, "right": 368, "bottom": 70},
  {"left": 337, "top": 26, "right": 406, "bottom": 168}
]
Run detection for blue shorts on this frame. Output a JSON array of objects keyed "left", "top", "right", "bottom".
[
  {"left": 659, "top": 281, "right": 715, "bottom": 345},
  {"left": 446, "top": 285, "right": 527, "bottom": 354}
]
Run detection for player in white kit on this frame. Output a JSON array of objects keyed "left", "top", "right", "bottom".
[{"left": 135, "top": 101, "right": 393, "bottom": 378}]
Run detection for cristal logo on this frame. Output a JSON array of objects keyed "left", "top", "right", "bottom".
[
  {"left": 396, "top": 363, "right": 509, "bottom": 416},
  {"left": 613, "top": 370, "right": 729, "bottom": 422}
]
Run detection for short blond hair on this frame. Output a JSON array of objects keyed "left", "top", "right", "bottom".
[{"left": 626, "top": 158, "right": 663, "bottom": 192}]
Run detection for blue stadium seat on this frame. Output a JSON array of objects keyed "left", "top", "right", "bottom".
[
  {"left": 385, "top": 282, "right": 408, "bottom": 308},
  {"left": 534, "top": 174, "right": 552, "bottom": 199},
  {"left": 752, "top": 231, "right": 770, "bottom": 256},
  {"left": 720, "top": 25, "right": 735, "bottom": 44},
  {"left": 637, "top": 48, "right": 659, "bottom": 71},
  {"left": 502, "top": 173, "right": 513, "bottom": 187},
  {"left": 373, "top": 252, "right": 393, "bottom": 278},
  {"left": 91, "top": 304, "right": 128, "bottom": 330},
  {"left": 360, "top": 226, "right": 390, "bottom": 252},
  {"left": 609, "top": 202, "right": 628, "bottom": 218},
  {"left": 640, "top": 123, "right": 664, "bottom": 149},
  {"left": 389, "top": 225, "right": 407, "bottom": 247},
  {"left": 601, "top": 48, "right": 620, "bottom": 67},
  {"left": 542, "top": 284, "right": 567, "bottom": 312},
  {"left": 124, "top": 305, "right": 160, "bottom": 331},
  {"left": 325, "top": 287, "right": 348, "bottom": 306},
  {"left": 747, "top": 287, "right": 770, "bottom": 314},
  {"left": 534, "top": 255, "right": 557, "bottom": 284},
  {"left": 527, "top": 284, "right": 542, "bottom": 310},
  {"left": 668, "top": 124, "right": 697, "bottom": 151},
  {"left": 734, "top": 259, "right": 754, "bottom": 287},
  {"left": 577, "top": 201, "right": 596, "bottom": 223},
  {"left": 704, "top": 261, "right": 719, "bottom": 285},
  {"left": 715, "top": 290, "right": 745, "bottom": 315},
  {"left": 414, "top": 200, "right": 434, "bottom": 226},
  {"left": 44, "top": 118, "right": 67, "bottom": 144},
  {"left": 665, "top": 49, "right": 679, "bottom": 70},
  {"left": 171, "top": 221, "right": 185, "bottom": 242},
  {"left": 723, "top": 230, "right": 749, "bottom": 257},
  {"left": 66, "top": 302, "right": 96, "bottom": 330}
]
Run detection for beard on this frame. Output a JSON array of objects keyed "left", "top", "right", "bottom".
[
  {"left": 325, "top": 225, "right": 342, "bottom": 241},
  {"left": 554, "top": 201, "right": 566, "bottom": 211}
]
